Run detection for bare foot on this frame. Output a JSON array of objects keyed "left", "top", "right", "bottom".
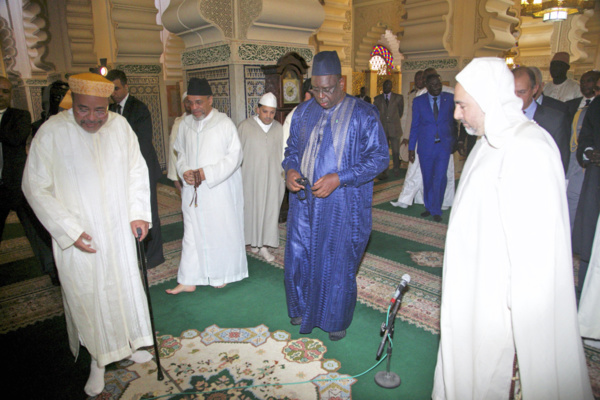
[
  {"left": 213, "top": 284, "right": 227, "bottom": 289},
  {"left": 166, "top": 284, "right": 196, "bottom": 294}
]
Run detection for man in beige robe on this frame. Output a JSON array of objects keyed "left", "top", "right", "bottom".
[
  {"left": 22, "top": 73, "right": 155, "bottom": 397},
  {"left": 238, "top": 92, "right": 285, "bottom": 262},
  {"left": 433, "top": 58, "right": 593, "bottom": 400}
]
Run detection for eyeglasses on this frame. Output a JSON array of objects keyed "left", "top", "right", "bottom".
[
  {"left": 310, "top": 85, "right": 337, "bottom": 96},
  {"left": 74, "top": 107, "right": 108, "bottom": 118}
]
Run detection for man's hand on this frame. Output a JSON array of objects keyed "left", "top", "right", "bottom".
[
  {"left": 286, "top": 169, "right": 303, "bottom": 192},
  {"left": 131, "top": 220, "right": 150, "bottom": 241},
  {"left": 183, "top": 169, "right": 205, "bottom": 187},
  {"left": 408, "top": 150, "right": 415, "bottom": 163},
  {"left": 400, "top": 138, "right": 409, "bottom": 146},
  {"left": 74, "top": 232, "right": 96, "bottom": 253},
  {"left": 183, "top": 170, "right": 196, "bottom": 185},
  {"left": 585, "top": 149, "right": 600, "bottom": 165},
  {"left": 312, "top": 173, "right": 340, "bottom": 198}
]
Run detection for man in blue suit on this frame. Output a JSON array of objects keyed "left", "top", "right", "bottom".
[{"left": 408, "top": 74, "right": 456, "bottom": 222}]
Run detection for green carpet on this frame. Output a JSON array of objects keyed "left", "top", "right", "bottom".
[{"left": 2, "top": 165, "right": 599, "bottom": 399}]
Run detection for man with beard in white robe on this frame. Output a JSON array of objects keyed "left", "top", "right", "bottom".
[
  {"left": 432, "top": 58, "right": 593, "bottom": 400},
  {"left": 21, "top": 73, "right": 155, "bottom": 397},
  {"left": 166, "top": 78, "right": 247, "bottom": 294},
  {"left": 238, "top": 92, "right": 284, "bottom": 262}
]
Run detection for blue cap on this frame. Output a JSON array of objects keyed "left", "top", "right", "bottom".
[{"left": 312, "top": 51, "right": 341, "bottom": 76}]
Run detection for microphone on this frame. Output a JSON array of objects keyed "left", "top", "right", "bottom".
[
  {"left": 376, "top": 274, "right": 411, "bottom": 360},
  {"left": 390, "top": 274, "right": 410, "bottom": 305}
]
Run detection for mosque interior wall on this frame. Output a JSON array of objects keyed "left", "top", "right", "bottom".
[{"left": 0, "top": 0, "right": 598, "bottom": 171}]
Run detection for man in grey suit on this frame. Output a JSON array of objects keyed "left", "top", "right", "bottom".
[
  {"left": 374, "top": 79, "right": 403, "bottom": 178},
  {"left": 513, "top": 67, "right": 570, "bottom": 174}
]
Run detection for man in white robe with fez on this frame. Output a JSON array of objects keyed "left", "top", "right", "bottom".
[
  {"left": 432, "top": 58, "right": 593, "bottom": 400},
  {"left": 283, "top": 51, "right": 389, "bottom": 341},
  {"left": 22, "top": 72, "right": 156, "bottom": 397},
  {"left": 167, "top": 77, "right": 247, "bottom": 294}
]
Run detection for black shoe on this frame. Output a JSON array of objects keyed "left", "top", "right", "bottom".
[
  {"left": 420, "top": 211, "right": 431, "bottom": 217},
  {"left": 377, "top": 172, "right": 388, "bottom": 180},
  {"left": 433, "top": 215, "right": 442, "bottom": 222},
  {"left": 290, "top": 317, "right": 302, "bottom": 326},
  {"left": 329, "top": 330, "right": 346, "bottom": 341},
  {"left": 49, "top": 273, "right": 60, "bottom": 286}
]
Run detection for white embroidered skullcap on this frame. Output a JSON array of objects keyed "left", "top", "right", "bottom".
[{"left": 259, "top": 92, "right": 277, "bottom": 108}]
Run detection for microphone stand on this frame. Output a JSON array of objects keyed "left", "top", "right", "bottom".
[{"left": 374, "top": 287, "right": 406, "bottom": 388}]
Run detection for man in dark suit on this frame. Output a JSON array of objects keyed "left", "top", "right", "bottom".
[
  {"left": 374, "top": 79, "right": 404, "bottom": 177},
  {"left": 356, "top": 86, "right": 371, "bottom": 103},
  {"left": 408, "top": 74, "right": 456, "bottom": 222},
  {"left": 0, "top": 76, "right": 57, "bottom": 283},
  {"left": 513, "top": 67, "right": 570, "bottom": 174},
  {"left": 106, "top": 69, "right": 164, "bottom": 268},
  {"left": 573, "top": 95, "right": 600, "bottom": 302},
  {"left": 565, "top": 70, "right": 600, "bottom": 229}
]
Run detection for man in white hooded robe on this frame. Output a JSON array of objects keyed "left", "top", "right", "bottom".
[
  {"left": 432, "top": 58, "right": 593, "bottom": 400},
  {"left": 21, "top": 73, "right": 155, "bottom": 397},
  {"left": 166, "top": 77, "right": 248, "bottom": 294}
]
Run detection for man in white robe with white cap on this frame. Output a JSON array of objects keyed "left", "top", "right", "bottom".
[
  {"left": 432, "top": 58, "right": 593, "bottom": 400},
  {"left": 167, "top": 77, "right": 248, "bottom": 294},
  {"left": 238, "top": 92, "right": 285, "bottom": 262},
  {"left": 22, "top": 72, "right": 156, "bottom": 397}
]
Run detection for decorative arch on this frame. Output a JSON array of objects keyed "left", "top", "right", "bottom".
[
  {"left": 354, "top": 23, "right": 388, "bottom": 70},
  {"left": 0, "top": 16, "right": 20, "bottom": 79},
  {"left": 162, "top": 32, "right": 185, "bottom": 81},
  {"left": 355, "top": 23, "right": 403, "bottom": 72},
  {"left": 22, "top": 0, "right": 54, "bottom": 73}
]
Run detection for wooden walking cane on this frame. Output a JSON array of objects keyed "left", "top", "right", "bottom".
[{"left": 136, "top": 228, "right": 165, "bottom": 381}]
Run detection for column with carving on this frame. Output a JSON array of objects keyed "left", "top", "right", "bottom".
[{"left": 162, "top": 0, "right": 324, "bottom": 125}]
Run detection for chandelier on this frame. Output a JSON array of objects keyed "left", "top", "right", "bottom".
[
  {"left": 520, "top": 0, "right": 596, "bottom": 22},
  {"left": 370, "top": 55, "right": 389, "bottom": 75}
]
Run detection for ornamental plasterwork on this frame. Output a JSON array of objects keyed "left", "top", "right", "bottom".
[
  {"left": 162, "top": 32, "right": 185, "bottom": 81},
  {"left": 402, "top": 58, "right": 459, "bottom": 72},
  {"left": 238, "top": 0, "right": 262, "bottom": 39},
  {"left": 355, "top": 23, "right": 387, "bottom": 70},
  {"left": 238, "top": 44, "right": 313, "bottom": 63},
  {"left": 244, "top": 65, "right": 265, "bottom": 119},
  {"left": 22, "top": 0, "right": 54, "bottom": 73},
  {"left": 65, "top": 0, "right": 96, "bottom": 70},
  {"left": 473, "top": 0, "right": 519, "bottom": 56},
  {"left": 474, "top": 0, "right": 487, "bottom": 42},
  {"left": 200, "top": 0, "right": 234, "bottom": 38},
  {"left": 127, "top": 75, "right": 166, "bottom": 169},
  {"left": 111, "top": 0, "right": 162, "bottom": 63},
  {"left": 565, "top": 11, "right": 594, "bottom": 64},
  {"left": 116, "top": 64, "right": 162, "bottom": 75},
  {"left": 0, "top": 16, "right": 19, "bottom": 79},
  {"left": 182, "top": 44, "right": 232, "bottom": 67},
  {"left": 397, "top": 0, "right": 449, "bottom": 58}
]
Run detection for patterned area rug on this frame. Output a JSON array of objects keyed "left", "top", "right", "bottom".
[
  {"left": 98, "top": 325, "right": 354, "bottom": 400},
  {"left": 2, "top": 180, "right": 600, "bottom": 398}
]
